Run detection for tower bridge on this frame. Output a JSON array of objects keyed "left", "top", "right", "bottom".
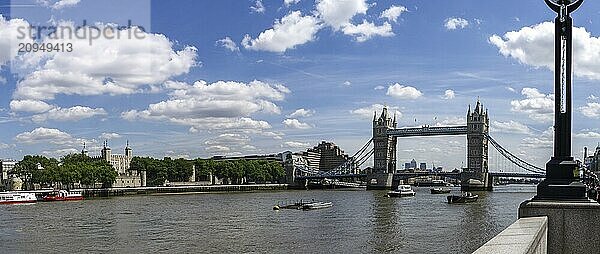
[
  {"left": 370, "top": 99, "right": 491, "bottom": 190},
  {"left": 290, "top": 99, "right": 548, "bottom": 191}
]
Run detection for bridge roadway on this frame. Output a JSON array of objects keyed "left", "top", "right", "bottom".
[
  {"left": 296, "top": 171, "right": 546, "bottom": 180},
  {"left": 387, "top": 125, "right": 468, "bottom": 137}
]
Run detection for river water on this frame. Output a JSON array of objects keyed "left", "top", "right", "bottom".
[{"left": 0, "top": 185, "right": 536, "bottom": 253}]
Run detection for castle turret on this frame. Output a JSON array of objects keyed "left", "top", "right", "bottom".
[
  {"left": 125, "top": 140, "right": 132, "bottom": 158},
  {"left": 81, "top": 142, "right": 89, "bottom": 157},
  {"left": 101, "top": 140, "right": 112, "bottom": 162}
]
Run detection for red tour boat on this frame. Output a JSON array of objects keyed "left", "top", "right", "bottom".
[{"left": 42, "top": 190, "right": 84, "bottom": 202}]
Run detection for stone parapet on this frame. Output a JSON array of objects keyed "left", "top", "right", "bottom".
[
  {"left": 519, "top": 199, "right": 600, "bottom": 254},
  {"left": 473, "top": 216, "right": 548, "bottom": 254}
]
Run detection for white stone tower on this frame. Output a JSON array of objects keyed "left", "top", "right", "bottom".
[
  {"left": 372, "top": 106, "right": 398, "bottom": 174},
  {"left": 464, "top": 99, "right": 490, "bottom": 190}
]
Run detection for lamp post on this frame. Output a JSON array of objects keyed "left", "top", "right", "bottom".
[{"left": 535, "top": 0, "right": 587, "bottom": 200}]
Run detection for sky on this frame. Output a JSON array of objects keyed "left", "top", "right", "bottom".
[{"left": 0, "top": 0, "right": 600, "bottom": 171}]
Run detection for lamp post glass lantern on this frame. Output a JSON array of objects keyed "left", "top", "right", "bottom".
[{"left": 534, "top": 0, "right": 588, "bottom": 200}]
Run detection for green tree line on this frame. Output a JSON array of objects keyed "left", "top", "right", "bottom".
[
  {"left": 130, "top": 157, "right": 194, "bottom": 186},
  {"left": 12, "top": 154, "right": 287, "bottom": 189},
  {"left": 130, "top": 157, "right": 286, "bottom": 186},
  {"left": 13, "top": 154, "right": 117, "bottom": 189},
  {"left": 194, "top": 159, "right": 285, "bottom": 184}
]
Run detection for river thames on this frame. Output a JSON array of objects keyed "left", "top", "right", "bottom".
[{"left": 0, "top": 185, "right": 536, "bottom": 253}]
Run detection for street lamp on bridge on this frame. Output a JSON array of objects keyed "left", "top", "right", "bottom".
[{"left": 535, "top": 0, "right": 587, "bottom": 200}]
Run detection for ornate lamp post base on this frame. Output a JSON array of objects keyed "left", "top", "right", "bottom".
[{"left": 534, "top": 158, "right": 587, "bottom": 200}]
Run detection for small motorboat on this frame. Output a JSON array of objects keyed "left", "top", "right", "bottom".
[
  {"left": 42, "top": 190, "right": 84, "bottom": 202},
  {"left": 387, "top": 185, "right": 416, "bottom": 197},
  {"left": 274, "top": 199, "right": 333, "bottom": 210},
  {"left": 430, "top": 187, "right": 451, "bottom": 194},
  {"left": 302, "top": 201, "right": 333, "bottom": 210},
  {"left": 447, "top": 192, "right": 478, "bottom": 204}
]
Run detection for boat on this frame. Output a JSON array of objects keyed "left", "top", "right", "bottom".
[
  {"left": 42, "top": 190, "right": 84, "bottom": 202},
  {"left": 0, "top": 192, "right": 37, "bottom": 205},
  {"left": 430, "top": 187, "right": 451, "bottom": 194},
  {"left": 273, "top": 199, "right": 333, "bottom": 210},
  {"left": 415, "top": 179, "right": 448, "bottom": 187},
  {"left": 447, "top": 192, "right": 478, "bottom": 204},
  {"left": 302, "top": 201, "right": 333, "bottom": 210},
  {"left": 387, "top": 185, "right": 416, "bottom": 197}
]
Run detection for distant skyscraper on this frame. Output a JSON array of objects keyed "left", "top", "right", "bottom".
[
  {"left": 419, "top": 162, "right": 427, "bottom": 171},
  {"left": 410, "top": 159, "right": 417, "bottom": 170}
]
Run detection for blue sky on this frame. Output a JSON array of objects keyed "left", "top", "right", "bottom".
[{"left": 1, "top": 0, "right": 599, "bottom": 171}]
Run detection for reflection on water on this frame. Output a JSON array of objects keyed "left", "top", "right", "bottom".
[{"left": 0, "top": 185, "right": 535, "bottom": 253}]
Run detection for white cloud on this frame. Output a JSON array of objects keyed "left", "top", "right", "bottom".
[
  {"left": 380, "top": 5, "right": 407, "bottom": 23},
  {"left": 580, "top": 103, "right": 600, "bottom": 118},
  {"left": 521, "top": 127, "right": 553, "bottom": 149},
  {"left": 374, "top": 85, "right": 385, "bottom": 90},
  {"left": 9, "top": 100, "right": 54, "bottom": 113},
  {"left": 316, "top": 0, "right": 368, "bottom": 30},
  {"left": 284, "top": 0, "right": 300, "bottom": 7},
  {"left": 123, "top": 80, "right": 289, "bottom": 131},
  {"left": 510, "top": 88, "right": 554, "bottom": 122},
  {"left": 588, "top": 95, "right": 599, "bottom": 101},
  {"left": 282, "top": 141, "right": 310, "bottom": 149},
  {"left": 12, "top": 21, "right": 197, "bottom": 102},
  {"left": 216, "top": 37, "right": 239, "bottom": 52},
  {"left": 283, "top": 119, "right": 312, "bottom": 129},
  {"left": 506, "top": 86, "right": 517, "bottom": 93},
  {"left": 99, "top": 132, "right": 121, "bottom": 140},
  {"left": 442, "top": 89, "right": 455, "bottom": 100},
  {"left": 0, "top": 143, "right": 10, "bottom": 149},
  {"left": 386, "top": 83, "right": 423, "bottom": 99},
  {"left": 260, "top": 131, "right": 285, "bottom": 140},
  {"left": 51, "top": 0, "right": 80, "bottom": 9},
  {"left": 15, "top": 127, "right": 82, "bottom": 145},
  {"left": 575, "top": 131, "right": 600, "bottom": 139},
  {"left": 32, "top": 106, "right": 106, "bottom": 122},
  {"left": 492, "top": 120, "right": 532, "bottom": 134},
  {"left": 38, "top": 0, "right": 81, "bottom": 9},
  {"left": 342, "top": 20, "right": 394, "bottom": 42},
  {"left": 242, "top": 11, "right": 321, "bottom": 53},
  {"left": 0, "top": 16, "right": 34, "bottom": 67},
  {"left": 343, "top": 80, "right": 352, "bottom": 86},
  {"left": 205, "top": 145, "right": 231, "bottom": 153},
  {"left": 205, "top": 133, "right": 249, "bottom": 145},
  {"left": 351, "top": 104, "right": 402, "bottom": 119},
  {"left": 287, "top": 108, "right": 314, "bottom": 118},
  {"left": 250, "top": 0, "right": 266, "bottom": 13},
  {"left": 434, "top": 117, "right": 465, "bottom": 126},
  {"left": 42, "top": 148, "right": 79, "bottom": 158},
  {"left": 490, "top": 22, "right": 600, "bottom": 80},
  {"left": 445, "top": 17, "right": 469, "bottom": 30}
]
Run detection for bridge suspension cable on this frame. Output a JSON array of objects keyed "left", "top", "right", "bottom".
[
  {"left": 485, "top": 134, "right": 545, "bottom": 174},
  {"left": 314, "top": 138, "right": 373, "bottom": 176}
]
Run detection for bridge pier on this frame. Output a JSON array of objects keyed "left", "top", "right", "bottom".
[
  {"left": 366, "top": 173, "right": 394, "bottom": 190},
  {"left": 461, "top": 172, "right": 493, "bottom": 191}
]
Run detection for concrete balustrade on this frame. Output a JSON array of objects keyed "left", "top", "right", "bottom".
[{"left": 473, "top": 216, "right": 548, "bottom": 254}]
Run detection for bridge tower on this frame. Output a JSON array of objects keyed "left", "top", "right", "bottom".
[
  {"left": 463, "top": 99, "right": 492, "bottom": 191},
  {"left": 367, "top": 107, "right": 397, "bottom": 189}
]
